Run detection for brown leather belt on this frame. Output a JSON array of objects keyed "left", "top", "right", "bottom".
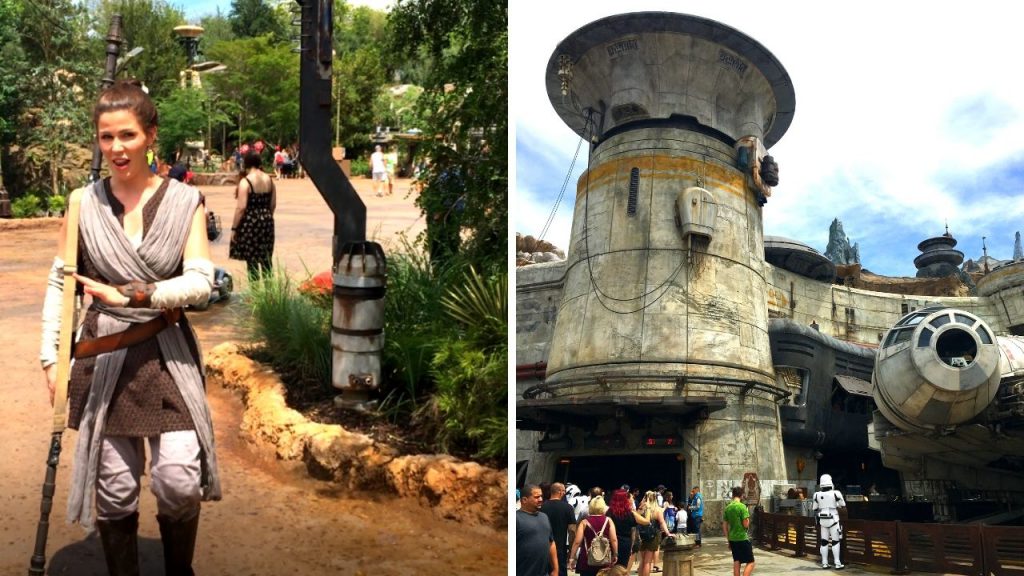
[{"left": 73, "top": 308, "right": 183, "bottom": 359}]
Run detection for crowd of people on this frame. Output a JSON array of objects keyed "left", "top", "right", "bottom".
[{"left": 516, "top": 482, "right": 709, "bottom": 576}]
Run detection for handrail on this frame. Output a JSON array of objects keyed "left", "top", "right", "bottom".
[{"left": 753, "top": 510, "right": 1024, "bottom": 576}]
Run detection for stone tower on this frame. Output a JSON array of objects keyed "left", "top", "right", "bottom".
[{"left": 536, "top": 12, "right": 795, "bottom": 514}]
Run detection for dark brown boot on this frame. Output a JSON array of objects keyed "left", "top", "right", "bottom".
[
  {"left": 96, "top": 511, "right": 140, "bottom": 576},
  {"left": 157, "top": 510, "right": 200, "bottom": 576}
]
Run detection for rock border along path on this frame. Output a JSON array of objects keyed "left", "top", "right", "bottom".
[{"left": 206, "top": 342, "right": 508, "bottom": 529}]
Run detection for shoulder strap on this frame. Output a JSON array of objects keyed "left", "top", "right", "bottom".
[{"left": 51, "top": 189, "right": 83, "bottom": 433}]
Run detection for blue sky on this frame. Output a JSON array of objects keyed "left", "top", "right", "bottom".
[
  {"left": 180, "top": 0, "right": 394, "bottom": 22},
  {"left": 180, "top": 0, "right": 231, "bottom": 21},
  {"left": 510, "top": 2, "right": 1024, "bottom": 277}
]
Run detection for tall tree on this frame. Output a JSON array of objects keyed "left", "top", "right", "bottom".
[
  {"left": 229, "top": 0, "right": 286, "bottom": 42},
  {"left": 329, "top": 4, "right": 390, "bottom": 153},
  {"left": 13, "top": 0, "right": 98, "bottom": 197},
  {"left": 0, "top": 0, "right": 26, "bottom": 146},
  {"left": 197, "top": 11, "right": 236, "bottom": 50},
  {"left": 154, "top": 86, "right": 224, "bottom": 164},
  {"left": 205, "top": 35, "right": 299, "bottom": 146},
  {"left": 388, "top": 0, "right": 508, "bottom": 271}
]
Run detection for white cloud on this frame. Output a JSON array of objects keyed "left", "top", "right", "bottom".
[{"left": 512, "top": 2, "right": 1024, "bottom": 275}]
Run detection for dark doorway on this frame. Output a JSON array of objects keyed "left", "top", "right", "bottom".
[{"left": 553, "top": 453, "right": 685, "bottom": 505}]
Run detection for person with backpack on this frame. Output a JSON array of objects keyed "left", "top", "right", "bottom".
[{"left": 568, "top": 495, "right": 618, "bottom": 576}]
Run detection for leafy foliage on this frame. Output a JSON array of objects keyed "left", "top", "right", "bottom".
[
  {"left": 229, "top": 0, "right": 286, "bottom": 42},
  {"left": 329, "top": 5, "right": 389, "bottom": 152},
  {"left": 10, "top": 0, "right": 97, "bottom": 198},
  {"left": 388, "top": 0, "right": 508, "bottom": 271},
  {"left": 242, "top": 239, "right": 507, "bottom": 464},
  {"left": 244, "top": 269, "right": 332, "bottom": 394},
  {"left": 428, "top": 339, "right": 507, "bottom": 459},
  {"left": 11, "top": 193, "right": 42, "bottom": 218},
  {"left": 440, "top": 265, "right": 506, "bottom": 348},
  {"left": 204, "top": 35, "right": 300, "bottom": 146},
  {"left": 155, "top": 86, "right": 206, "bottom": 163}
]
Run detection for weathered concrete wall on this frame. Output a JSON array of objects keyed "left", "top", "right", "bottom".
[{"left": 765, "top": 264, "right": 1007, "bottom": 345}]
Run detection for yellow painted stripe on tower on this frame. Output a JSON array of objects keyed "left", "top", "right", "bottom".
[{"left": 576, "top": 154, "right": 751, "bottom": 202}]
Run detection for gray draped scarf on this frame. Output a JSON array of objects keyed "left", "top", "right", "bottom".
[{"left": 67, "top": 178, "right": 221, "bottom": 529}]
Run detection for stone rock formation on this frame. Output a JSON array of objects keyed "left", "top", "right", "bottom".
[
  {"left": 824, "top": 218, "right": 860, "bottom": 265},
  {"left": 516, "top": 233, "right": 565, "bottom": 266}
]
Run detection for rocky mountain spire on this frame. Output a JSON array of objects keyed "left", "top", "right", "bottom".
[{"left": 824, "top": 218, "right": 861, "bottom": 265}]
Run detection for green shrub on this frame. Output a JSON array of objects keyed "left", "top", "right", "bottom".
[
  {"left": 350, "top": 157, "right": 370, "bottom": 178},
  {"left": 429, "top": 339, "right": 507, "bottom": 460},
  {"left": 46, "top": 194, "right": 66, "bottom": 216},
  {"left": 243, "top": 269, "right": 332, "bottom": 401},
  {"left": 440, "top": 266, "right": 507, "bottom": 349},
  {"left": 12, "top": 194, "right": 43, "bottom": 218},
  {"left": 378, "top": 246, "right": 458, "bottom": 418}
]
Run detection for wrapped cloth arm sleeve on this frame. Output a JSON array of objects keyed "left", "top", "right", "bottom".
[
  {"left": 151, "top": 258, "right": 215, "bottom": 309},
  {"left": 40, "top": 257, "right": 65, "bottom": 369}
]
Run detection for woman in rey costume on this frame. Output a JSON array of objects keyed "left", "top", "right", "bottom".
[{"left": 39, "top": 79, "right": 220, "bottom": 575}]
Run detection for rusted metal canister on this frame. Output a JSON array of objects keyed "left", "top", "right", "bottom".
[{"left": 331, "top": 241, "right": 386, "bottom": 407}]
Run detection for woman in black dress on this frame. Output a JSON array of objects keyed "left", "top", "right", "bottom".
[{"left": 229, "top": 151, "right": 276, "bottom": 279}]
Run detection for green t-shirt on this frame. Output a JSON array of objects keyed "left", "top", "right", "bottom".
[{"left": 723, "top": 500, "right": 750, "bottom": 542}]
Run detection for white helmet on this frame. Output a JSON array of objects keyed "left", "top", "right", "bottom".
[{"left": 819, "top": 474, "right": 833, "bottom": 489}]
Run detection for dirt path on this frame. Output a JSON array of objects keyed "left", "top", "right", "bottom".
[{"left": 0, "top": 176, "right": 507, "bottom": 575}]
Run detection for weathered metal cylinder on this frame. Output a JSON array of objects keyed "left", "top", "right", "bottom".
[{"left": 331, "top": 241, "right": 386, "bottom": 400}]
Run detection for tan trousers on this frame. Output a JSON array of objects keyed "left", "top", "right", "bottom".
[{"left": 96, "top": 431, "right": 202, "bottom": 522}]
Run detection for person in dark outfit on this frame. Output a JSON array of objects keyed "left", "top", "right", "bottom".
[
  {"left": 229, "top": 151, "right": 276, "bottom": 280},
  {"left": 540, "top": 482, "right": 576, "bottom": 576},
  {"left": 607, "top": 488, "right": 651, "bottom": 569},
  {"left": 40, "top": 79, "right": 220, "bottom": 576},
  {"left": 517, "top": 484, "right": 558, "bottom": 576}
]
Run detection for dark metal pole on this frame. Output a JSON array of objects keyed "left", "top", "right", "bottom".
[
  {"left": 296, "top": 0, "right": 366, "bottom": 259},
  {"left": 89, "top": 14, "right": 124, "bottom": 183},
  {"left": 29, "top": 16, "right": 122, "bottom": 574}
]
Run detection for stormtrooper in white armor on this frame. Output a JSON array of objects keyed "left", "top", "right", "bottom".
[{"left": 812, "top": 474, "right": 846, "bottom": 570}]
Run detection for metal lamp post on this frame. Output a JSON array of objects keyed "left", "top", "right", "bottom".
[{"left": 173, "top": 25, "right": 203, "bottom": 88}]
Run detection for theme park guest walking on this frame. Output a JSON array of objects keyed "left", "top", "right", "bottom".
[
  {"left": 688, "top": 485, "right": 704, "bottom": 547},
  {"left": 517, "top": 485, "right": 558, "bottom": 576},
  {"left": 568, "top": 496, "right": 618, "bottom": 576},
  {"left": 370, "top": 144, "right": 388, "bottom": 197},
  {"left": 636, "top": 491, "right": 672, "bottom": 576},
  {"left": 723, "top": 486, "right": 756, "bottom": 576},
  {"left": 229, "top": 151, "right": 276, "bottom": 280},
  {"left": 813, "top": 474, "right": 847, "bottom": 569},
  {"left": 608, "top": 488, "right": 651, "bottom": 569},
  {"left": 40, "top": 79, "right": 221, "bottom": 576},
  {"left": 540, "top": 482, "right": 576, "bottom": 576}
]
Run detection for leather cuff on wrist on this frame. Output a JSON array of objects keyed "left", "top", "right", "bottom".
[{"left": 118, "top": 281, "right": 155, "bottom": 308}]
